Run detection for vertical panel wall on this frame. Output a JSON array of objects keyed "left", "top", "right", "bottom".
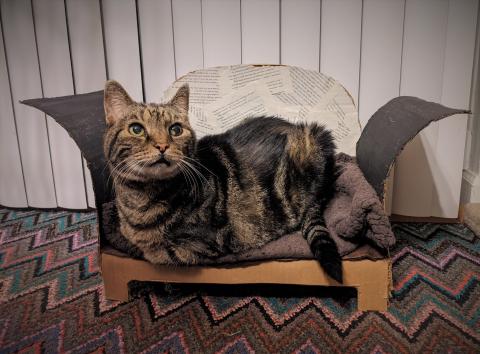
[
  {"left": 281, "top": 0, "right": 321, "bottom": 70},
  {"left": 137, "top": 0, "right": 176, "bottom": 102},
  {"left": 101, "top": 0, "right": 143, "bottom": 101},
  {"left": 33, "top": 0, "right": 88, "bottom": 209},
  {"left": 0, "top": 0, "right": 478, "bottom": 215},
  {"left": 392, "top": 0, "right": 466, "bottom": 218},
  {"left": 461, "top": 3, "right": 480, "bottom": 204},
  {"left": 358, "top": 0, "right": 404, "bottom": 128},
  {"left": 171, "top": 0, "right": 204, "bottom": 78},
  {"left": 1, "top": 0, "right": 57, "bottom": 208},
  {"left": 433, "top": 0, "right": 478, "bottom": 216},
  {"left": 202, "top": 0, "right": 241, "bottom": 67},
  {"left": 0, "top": 12, "right": 27, "bottom": 207},
  {"left": 320, "top": 0, "right": 362, "bottom": 105},
  {"left": 241, "top": 0, "right": 280, "bottom": 64}
]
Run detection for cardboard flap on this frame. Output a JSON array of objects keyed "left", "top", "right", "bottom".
[
  {"left": 21, "top": 91, "right": 112, "bottom": 206},
  {"left": 356, "top": 96, "right": 469, "bottom": 199}
]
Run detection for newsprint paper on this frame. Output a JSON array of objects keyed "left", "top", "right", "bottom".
[{"left": 163, "top": 65, "right": 361, "bottom": 156}]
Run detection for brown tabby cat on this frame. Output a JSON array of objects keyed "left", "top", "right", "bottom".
[{"left": 103, "top": 81, "right": 342, "bottom": 282}]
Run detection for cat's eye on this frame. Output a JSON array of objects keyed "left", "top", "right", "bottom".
[
  {"left": 169, "top": 123, "right": 183, "bottom": 137},
  {"left": 128, "top": 123, "right": 145, "bottom": 136}
]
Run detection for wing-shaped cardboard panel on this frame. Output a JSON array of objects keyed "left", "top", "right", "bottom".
[
  {"left": 355, "top": 96, "right": 468, "bottom": 198},
  {"left": 23, "top": 90, "right": 108, "bottom": 204}
]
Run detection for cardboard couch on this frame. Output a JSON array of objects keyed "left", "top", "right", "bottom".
[{"left": 22, "top": 65, "right": 467, "bottom": 311}]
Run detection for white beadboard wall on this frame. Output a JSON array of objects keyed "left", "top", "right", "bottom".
[{"left": 0, "top": 0, "right": 478, "bottom": 217}]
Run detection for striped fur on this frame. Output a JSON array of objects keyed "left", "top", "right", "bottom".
[{"left": 103, "top": 81, "right": 342, "bottom": 281}]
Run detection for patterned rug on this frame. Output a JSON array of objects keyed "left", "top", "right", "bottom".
[{"left": 0, "top": 208, "right": 478, "bottom": 353}]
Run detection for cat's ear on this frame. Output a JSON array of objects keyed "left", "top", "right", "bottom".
[
  {"left": 169, "top": 84, "right": 189, "bottom": 117},
  {"left": 104, "top": 80, "right": 134, "bottom": 125}
]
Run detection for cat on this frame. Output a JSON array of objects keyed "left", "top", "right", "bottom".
[{"left": 103, "top": 80, "right": 343, "bottom": 282}]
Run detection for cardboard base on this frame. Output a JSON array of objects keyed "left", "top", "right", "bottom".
[
  {"left": 390, "top": 214, "right": 460, "bottom": 223},
  {"left": 101, "top": 251, "right": 392, "bottom": 312}
]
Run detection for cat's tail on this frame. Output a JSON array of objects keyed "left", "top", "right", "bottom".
[{"left": 302, "top": 210, "right": 343, "bottom": 283}]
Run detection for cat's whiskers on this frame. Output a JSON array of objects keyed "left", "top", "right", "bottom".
[
  {"left": 176, "top": 161, "right": 197, "bottom": 201},
  {"left": 175, "top": 163, "right": 190, "bottom": 194},
  {"left": 114, "top": 153, "right": 152, "bottom": 186},
  {"left": 186, "top": 163, "right": 200, "bottom": 201},
  {"left": 177, "top": 163, "right": 193, "bottom": 196},
  {"left": 168, "top": 152, "right": 212, "bottom": 191},
  {"left": 110, "top": 151, "right": 211, "bottom": 203},
  {"left": 107, "top": 160, "right": 126, "bottom": 186},
  {"left": 177, "top": 159, "right": 204, "bottom": 193},
  {"left": 180, "top": 159, "right": 212, "bottom": 190},
  {"left": 109, "top": 159, "right": 135, "bottom": 186},
  {"left": 114, "top": 159, "right": 140, "bottom": 186},
  {"left": 110, "top": 152, "right": 143, "bottom": 174},
  {"left": 180, "top": 155, "right": 218, "bottom": 179}
]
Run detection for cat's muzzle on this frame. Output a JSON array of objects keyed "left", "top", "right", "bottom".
[{"left": 150, "top": 155, "right": 171, "bottom": 167}]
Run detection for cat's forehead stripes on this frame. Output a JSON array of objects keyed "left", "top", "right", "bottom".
[
  {"left": 125, "top": 104, "right": 187, "bottom": 128},
  {"left": 143, "top": 108, "right": 152, "bottom": 121},
  {"left": 125, "top": 105, "right": 147, "bottom": 122},
  {"left": 140, "top": 105, "right": 165, "bottom": 121}
]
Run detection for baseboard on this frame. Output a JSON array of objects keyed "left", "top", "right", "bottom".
[
  {"left": 390, "top": 214, "right": 460, "bottom": 224},
  {"left": 462, "top": 169, "right": 480, "bottom": 203}
]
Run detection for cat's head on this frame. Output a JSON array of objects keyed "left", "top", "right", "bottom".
[{"left": 103, "top": 80, "right": 195, "bottom": 183}]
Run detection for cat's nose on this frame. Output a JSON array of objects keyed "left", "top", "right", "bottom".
[{"left": 155, "top": 143, "right": 169, "bottom": 153}]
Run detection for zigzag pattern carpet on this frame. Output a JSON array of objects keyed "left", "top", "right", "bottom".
[{"left": 0, "top": 208, "right": 478, "bottom": 353}]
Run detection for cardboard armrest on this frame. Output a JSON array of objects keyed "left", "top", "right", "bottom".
[{"left": 356, "top": 96, "right": 468, "bottom": 199}]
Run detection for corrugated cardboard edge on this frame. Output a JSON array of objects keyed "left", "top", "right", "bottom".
[{"left": 101, "top": 250, "right": 392, "bottom": 311}]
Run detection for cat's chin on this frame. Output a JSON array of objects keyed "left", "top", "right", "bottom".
[
  {"left": 114, "top": 162, "right": 179, "bottom": 183},
  {"left": 147, "top": 162, "right": 180, "bottom": 180}
]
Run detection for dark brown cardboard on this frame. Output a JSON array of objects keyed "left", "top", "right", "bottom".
[{"left": 356, "top": 96, "right": 469, "bottom": 199}]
